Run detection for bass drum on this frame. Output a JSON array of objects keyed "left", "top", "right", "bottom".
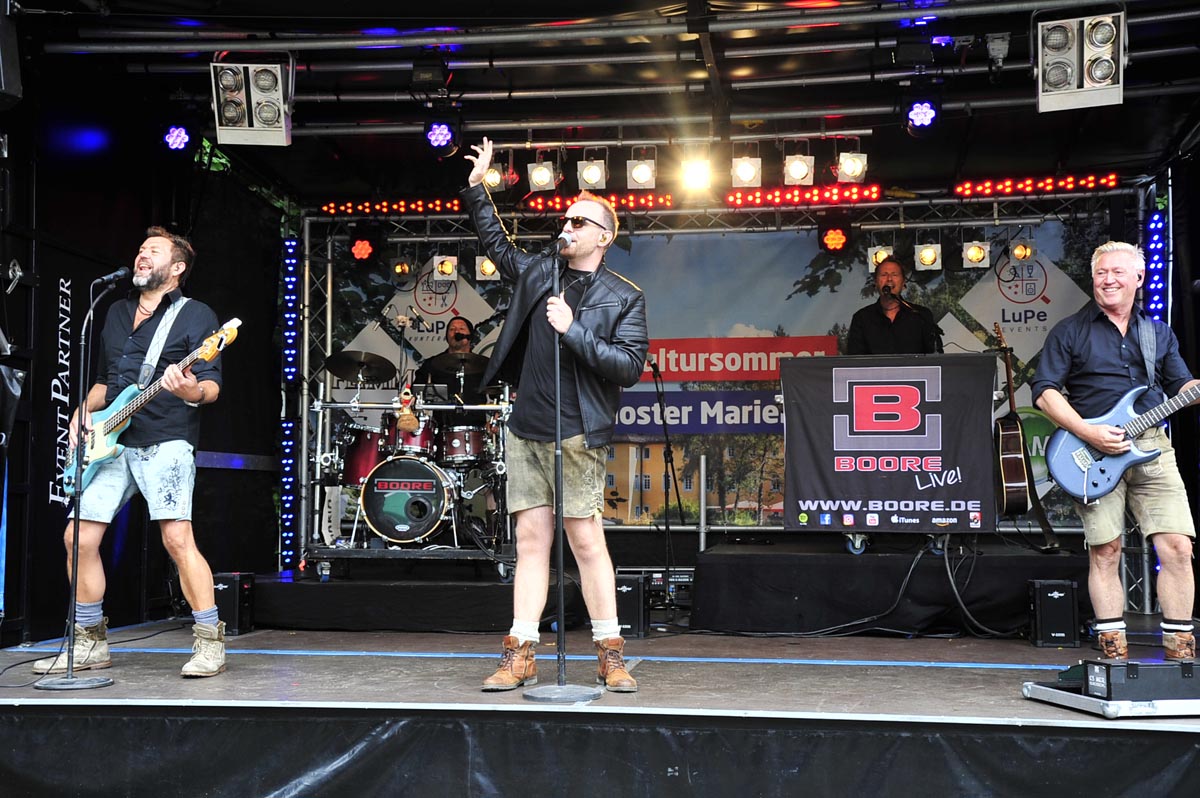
[{"left": 360, "top": 455, "right": 456, "bottom": 544}]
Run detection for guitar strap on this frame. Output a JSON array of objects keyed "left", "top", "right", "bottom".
[
  {"left": 138, "top": 297, "right": 190, "bottom": 389},
  {"left": 1136, "top": 311, "right": 1157, "bottom": 392}
]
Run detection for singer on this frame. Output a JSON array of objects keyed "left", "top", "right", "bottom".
[
  {"left": 34, "top": 227, "right": 228, "bottom": 679},
  {"left": 846, "top": 257, "right": 943, "bottom": 355},
  {"left": 463, "top": 137, "right": 648, "bottom": 692}
]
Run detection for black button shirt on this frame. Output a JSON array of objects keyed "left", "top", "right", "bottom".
[
  {"left": 1032, "top": 300, "right": 1194, "bottom": 419},
  {"left": 96, "top": 288, "right": 222, "bottom": 448},
  {"left": 846, "top": 299, "right": 941, "bottom": 355}
]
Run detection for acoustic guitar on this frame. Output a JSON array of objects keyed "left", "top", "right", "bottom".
[{"left": 993, "top": 324, "right": 1031, "bottom": 516}]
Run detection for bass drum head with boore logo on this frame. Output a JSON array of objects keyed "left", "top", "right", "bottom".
[{"left": 360, "top": 455, "right": 456, "bottom": 543}]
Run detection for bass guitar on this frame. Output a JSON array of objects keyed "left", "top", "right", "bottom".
[
  {"left": 62, "top": 319, "right": 242, "bottom": 497},
  {"left": 993, "top": 324, "right": 1031, "bottom": 516},
  {"left": 1047, "top": 382, "right": 1200, "bottom": 502}
]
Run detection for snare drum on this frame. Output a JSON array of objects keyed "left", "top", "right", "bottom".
[
  {"left": 384, "top": 412, "right": 438, "bottom": 458},
  {"left": 439, "top": 425, "right": 490, "bottom": 466},
  {"left": 342, "top": 426, "right": 387, "bottom": 485},
  {"left": 360, "top": 455, "right": 456, "bottom": 544}
]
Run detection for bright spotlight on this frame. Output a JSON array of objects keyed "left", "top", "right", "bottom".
[
  {"left": 423, "top": 119, "right": 460, "bottom": 158},
  {"left": 577, "top": 159, "right": 608, "bottom": 190},
  {"left": 527, "top": 160, "right": 559, "bottom": 192},
  {"left": 475, "top": 255, "right": 499, "bottom": 281},
  {"left": 1011, "top": 240, "right": 1036, "bottom": 260},
  {"left": 164, "top": 126, "right": 191, "bottom": 151},
  {"left": 427, "top": 254, "right": 458, "bottom": 280},
  {"left": 784, "top": 154, "right": 815, "bottom": 186},
  {"left": 867, "top": 246, "right": 894, "bottom": 272},
  {"left": 731, "top": 157, "right": 762, "bottom": 188},
  {"left": 837, "top": 152, "right": 868, "bottom": 183},
  {"left": 627, "top": 159, "right": 656, "bottom": 189},
  {"left": 915, "top": 244, "right": 942, "bottom": 271},
  {"left": 962, "top": 241, "right": 990, "bottom": 269},
  {"left": 681, "top": 158, "right": 712, "bottom": 191}
]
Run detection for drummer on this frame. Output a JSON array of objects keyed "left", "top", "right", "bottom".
[{"left": 414, "top": 316, "right": 491, "bottom": 425}]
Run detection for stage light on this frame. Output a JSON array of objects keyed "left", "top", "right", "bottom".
[
  {"left": 915, "top": 243, "right": 942, "bottom": 271},
  {"left": 962, "top": 241, "right": 990, "bottom": 269},
  {"left": 430, "top": 254, "right": 458, "bottom": 280},
  {"left": 424, "top": 118, "right": 460, "bottom": 158},
  {"left": 1145, "top": 211, "right": 1167, "bottom": 321},
  {"left": 351, "top": 240, "right": 374, "bottom": 260},
  {"left": 731, "top": 156, "right": 762, "bottom": 188},
  {"left": 475, "top": 256, "right": 499, "bottom": 281},
  {"left": 681, "top": 158, "right": 712, "bottom": 191},
  {"left": 837, "top": 152, "right": 868, "bottom": 183},
  {"left": 906, "top": 99, "right": 939, "bottom": 138},
  {"left": 818, "top": 213, "right": 852, "bottom": 253},
  {"left": 1011, "top": 239, "right": 1036, "bottom": 261},
  {"left": 211, "top": 63, "right": 291, "bottom": 146},
  {"left": 1036, "top": 13, "right": 1124, "bottom": 113},
  {"left": 627, "top": 146, "right": 657, "bottom": 189},
  {"left": 867, "top": 246, "right": 893, "bottom": 272},
  {"left": 784, "top": 154, "right": 815, "bottom": 186},
  {"left": 578, "top": 159, "right": 608, "bottom": 190},
  {"left": 392, "top": 259, "right": 412, "bottom": 276},
  {"left": 527, "top": 159, "right": 560, "bottom": 192},
  {"left": 164, "top": 126, "right": 190, "bottom": 151}
]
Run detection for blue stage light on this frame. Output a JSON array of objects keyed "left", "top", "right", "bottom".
[{"left": 164, "top": 126, "right": 190, "bottom": 150}]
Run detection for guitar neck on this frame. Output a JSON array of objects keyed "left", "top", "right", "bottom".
[
  {"left": 101, "top": 348, "right": 204, "bottom": 434},
  {"left": 1125, "top": 384, "right": 1200, "bottom": 438}
]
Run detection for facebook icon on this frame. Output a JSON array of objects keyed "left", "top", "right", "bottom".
[{"left": 819, "top": 513, "right": 832, "bottom": 526}]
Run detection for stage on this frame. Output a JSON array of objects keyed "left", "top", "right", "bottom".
[{"left": 3, "top": 620, "right": 1200, "bottom": 796}]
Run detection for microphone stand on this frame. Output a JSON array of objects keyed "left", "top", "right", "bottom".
[
  {"left": 650, "top": 361, "right": 684, "bottom": 623},
  {"left": 525, "top": 250, "right": 602, "bottom": 704},
  {"left": 885, "top": 289, "right": 944, "bottom": 353},
  {"left": 37, "top": 279, "right": 118, "bottom": 691}
]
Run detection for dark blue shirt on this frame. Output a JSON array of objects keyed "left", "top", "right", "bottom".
[
  {"left": 846, "top": 299, "right": 941, "bottom": 355},
  {"left": 96, "top": 288, "right": 222, "bottom": 448},
  {"left": 1031, "top": 300, "right": 1194, "bottom": 420}
]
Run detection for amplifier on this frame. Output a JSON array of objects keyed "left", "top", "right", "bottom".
[
  {"left": 615, "top": 573, "right": 648, "bottom": 639},
  {"left": 616, "top": 566, "right": 694, "bottom": 608},
  {"left": 1028, "top": 579, "right": 1079, "bottom": 647},
  {"left": 213, "top": 572, "right": 255, "bottom": 636},
  {"left": 1085, "top": 659, "right": 1199, "bottom": 701}
]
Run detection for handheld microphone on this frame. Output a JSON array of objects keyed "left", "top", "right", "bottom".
[
  {"left": 94, "top": 267, "right": 131, "bottom": 285},
  {"left": 542, "top": 231, "right": 572, "bottom": 255}
]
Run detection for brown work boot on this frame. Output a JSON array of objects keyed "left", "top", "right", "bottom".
[
  {"left": 482, "top": 635, "right": 537, "bottom": 691},
  {"left": 32, "top": 618, "right": 111, "bottom": 674},
  {"left": 595, "top": 637, "right": 638, "bottom": 692},
  {"left": 1163, "top": 631, "right": 1196, "bottom": 661},
  {"left": 1097, "top": 629, "right": 1128, "bottom": 660}
]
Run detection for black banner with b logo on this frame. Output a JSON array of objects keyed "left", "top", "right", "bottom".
[{"left": 782, "top": 354, "right": 996, "bottom": 534}]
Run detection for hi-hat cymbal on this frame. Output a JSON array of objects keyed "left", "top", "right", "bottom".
[
  {"left": 422, "top": 351, "right": 489, "bottom": 375},
  {"left": 323, "top": 350, "right": 396, "bottom": 383}
]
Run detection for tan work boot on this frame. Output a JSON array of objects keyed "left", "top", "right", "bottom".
[
  {"left": 1097, "top": 629, "right": 1128, "bottom": 660},
  {"left": 482, "top": 635, "right": 537, "bottom": 691},
  {"left": 181, "top": 621, "right": 226, "bottom": 677},
  {"left": 1164, "top": 631, "right": 1196, "bottom": 661},
  {"left": 32, "top": 618, "right": 112, "bottom": 675},
  {"left": 595, "top": 637, "right": 638, "bottom": 692}
]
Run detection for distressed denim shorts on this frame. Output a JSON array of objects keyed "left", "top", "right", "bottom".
[
  {"left": 505, "top": 433, "right": 607, "bottom": 518},
  {"left": 76, "top": 440, "right": 195, "bottom": 523},
  {"left": 1073, "top": 427, "right": 1196, "bottom": 546}
]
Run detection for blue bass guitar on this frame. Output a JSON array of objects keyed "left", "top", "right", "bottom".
[
  {"left": 1046, "top": 383, "right": 1200, "bottom": 502},
  {"left": 61, "top": 319, "right": 241, "bottom": 497}
]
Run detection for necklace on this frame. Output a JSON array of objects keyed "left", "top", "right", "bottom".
[{"left": 136, "top": 303, "right": 155, "bottom": 316}]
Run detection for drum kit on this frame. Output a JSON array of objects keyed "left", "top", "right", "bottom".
[{"left": 316, "top": 347, "right": 511, "bottom": 551}]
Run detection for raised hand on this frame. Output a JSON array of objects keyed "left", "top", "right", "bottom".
[{"left": 466, "top": 137, "right": 494, "bottom": 187}]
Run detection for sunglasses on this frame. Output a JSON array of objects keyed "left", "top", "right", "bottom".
[{"left": 560, "top": 215, "right": 610, "bottom": 232}]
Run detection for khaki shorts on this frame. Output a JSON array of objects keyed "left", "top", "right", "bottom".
[
  {"left": 1074, "top": 427, "right": 1196, "bottom": 546},
  {"left": 505, "top": 433, "right": 607, "bottom": 518}
]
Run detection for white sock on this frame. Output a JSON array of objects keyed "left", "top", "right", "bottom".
[
  {"left": 1094, "top": 619, "right": 1126, "bottom": 632},
  {"left": 509, "top": 619, "right": 540, "bottom": 645},
  {"left": 591, "top": 617, "right": 620, "bottom": 642}
]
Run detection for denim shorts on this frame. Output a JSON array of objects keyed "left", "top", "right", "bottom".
[
  {"left": 1073, "top": 427, "right": 1196, "bottom": 546},
  {"left": 76, "top": 440, "right": 196, "bottom": 523},
  {"left": 505, "top": 433, "right": 607, "bottom": 518}
]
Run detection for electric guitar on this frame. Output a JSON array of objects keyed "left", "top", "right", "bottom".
[
  {"left": 62, "top": 319, "right": 242, "bottom": 497},
  {"left": 1046, "top": 382, "right": 1200, "bottom": 502},
  {"left": 992, "top": 325, "right": 1031, "bottom": 516}
]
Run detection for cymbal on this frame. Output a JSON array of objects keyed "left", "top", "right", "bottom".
[
  {"left": 422, "top": 351, "right": 489, "bottom": 375},
  {"left": 323, "top": 350, "right": 396, "bottom": 383}
]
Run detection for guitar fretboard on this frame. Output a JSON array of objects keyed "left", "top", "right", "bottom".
[
  {"left": 100, "top": 347, "right": 206, "bottom": 435},
  {"left": 1124, "top": 384, "right": 1200, "bottom": 439}
]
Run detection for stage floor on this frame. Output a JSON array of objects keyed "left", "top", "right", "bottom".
[{"left": 3, "top": 619, "right": 1197, "bottom": 732}]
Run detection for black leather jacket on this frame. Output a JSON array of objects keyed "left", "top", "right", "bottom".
[{"left": 463, "top": 183, "right": 649, "bottom": 448}]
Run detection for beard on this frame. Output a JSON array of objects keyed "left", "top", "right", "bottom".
[{"left": 133, "top": 265, "right": 168, "bottom": 292}]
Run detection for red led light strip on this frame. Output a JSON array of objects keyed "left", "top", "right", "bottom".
[
  {"left": 319, "top": 198, "right": 463, "bottom": 215},
  {"left": 725, "top": 185, "right": 882, "bottom": 207},
  {"left": 523, "top": 194, "right": 674, "bottom": 212},
  {"left": 954, "top": 174, "right": 1118, "bottom": 197}
]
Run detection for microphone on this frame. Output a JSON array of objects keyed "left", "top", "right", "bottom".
[
  {"left": 881, "top": 285, "right": 894, "bottom": 295},
  {"left": 647, "top": 357, "right": 662, "bottom": 379},
  {"left": 542, "top": 231, "right": 572, "bottom": 255},
  {"left": 93, "top": 267, "right": 130, "bottom": 285},
  {"left": 408, "top": 305, "right": 426, "bottom": 326},
  {"left": 453, "top": 333, "right": 471, "bottom": 341}
]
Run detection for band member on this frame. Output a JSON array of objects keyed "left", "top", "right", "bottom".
[
  {"left": 1032, "top": 241, "right": 1197, "bottom": 661},
  {"left": 846, "top": 258, "right": 942, "bottom": 355},
  {"left": 414, "top": 316, "right": 490, "bottom": 402},
  {"left": 463, "top": 137, "right": 648, "bottom": 692},
  {"left": 35, "top": 227, "right": 227, "bottom": 678}
]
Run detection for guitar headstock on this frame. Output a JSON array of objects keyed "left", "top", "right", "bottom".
[
  {"left": 197, "top": 318, "right": 242, "bottom": 362},
  {"left": 992, "top": 322, "right": 1010, "bottom": 352}
]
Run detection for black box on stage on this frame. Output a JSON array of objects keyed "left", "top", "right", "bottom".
[
  {"left": 1085, "top": 659, "right": 1199, "bottom": 701},
  {"left": 213, "top": 572, "right": 255, "bottom": 636},
  {"left": 1028, "top": 579, "right": 1078, "bottom": 647},
  {"left": 615, "top": 573, "right": 648, "bottom": 639}
]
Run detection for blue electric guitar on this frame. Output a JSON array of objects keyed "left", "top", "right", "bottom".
[
  {"left": 1046, "top": 382, "right": 1200, "bottom": 502},
  {"left": 62, "top": 319, "right": 241, "bottom": 497}
]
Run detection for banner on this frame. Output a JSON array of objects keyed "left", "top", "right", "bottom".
[
  {"left": 616, "top": 390, "right": 783, "bottom": 435},
  {"left": 781, "top": 354, "right": 996, "bottom": 533}
]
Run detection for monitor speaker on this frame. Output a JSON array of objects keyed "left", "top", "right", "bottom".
[{"left": 0, "top": 15, "right": 23, "bottom": 110}]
